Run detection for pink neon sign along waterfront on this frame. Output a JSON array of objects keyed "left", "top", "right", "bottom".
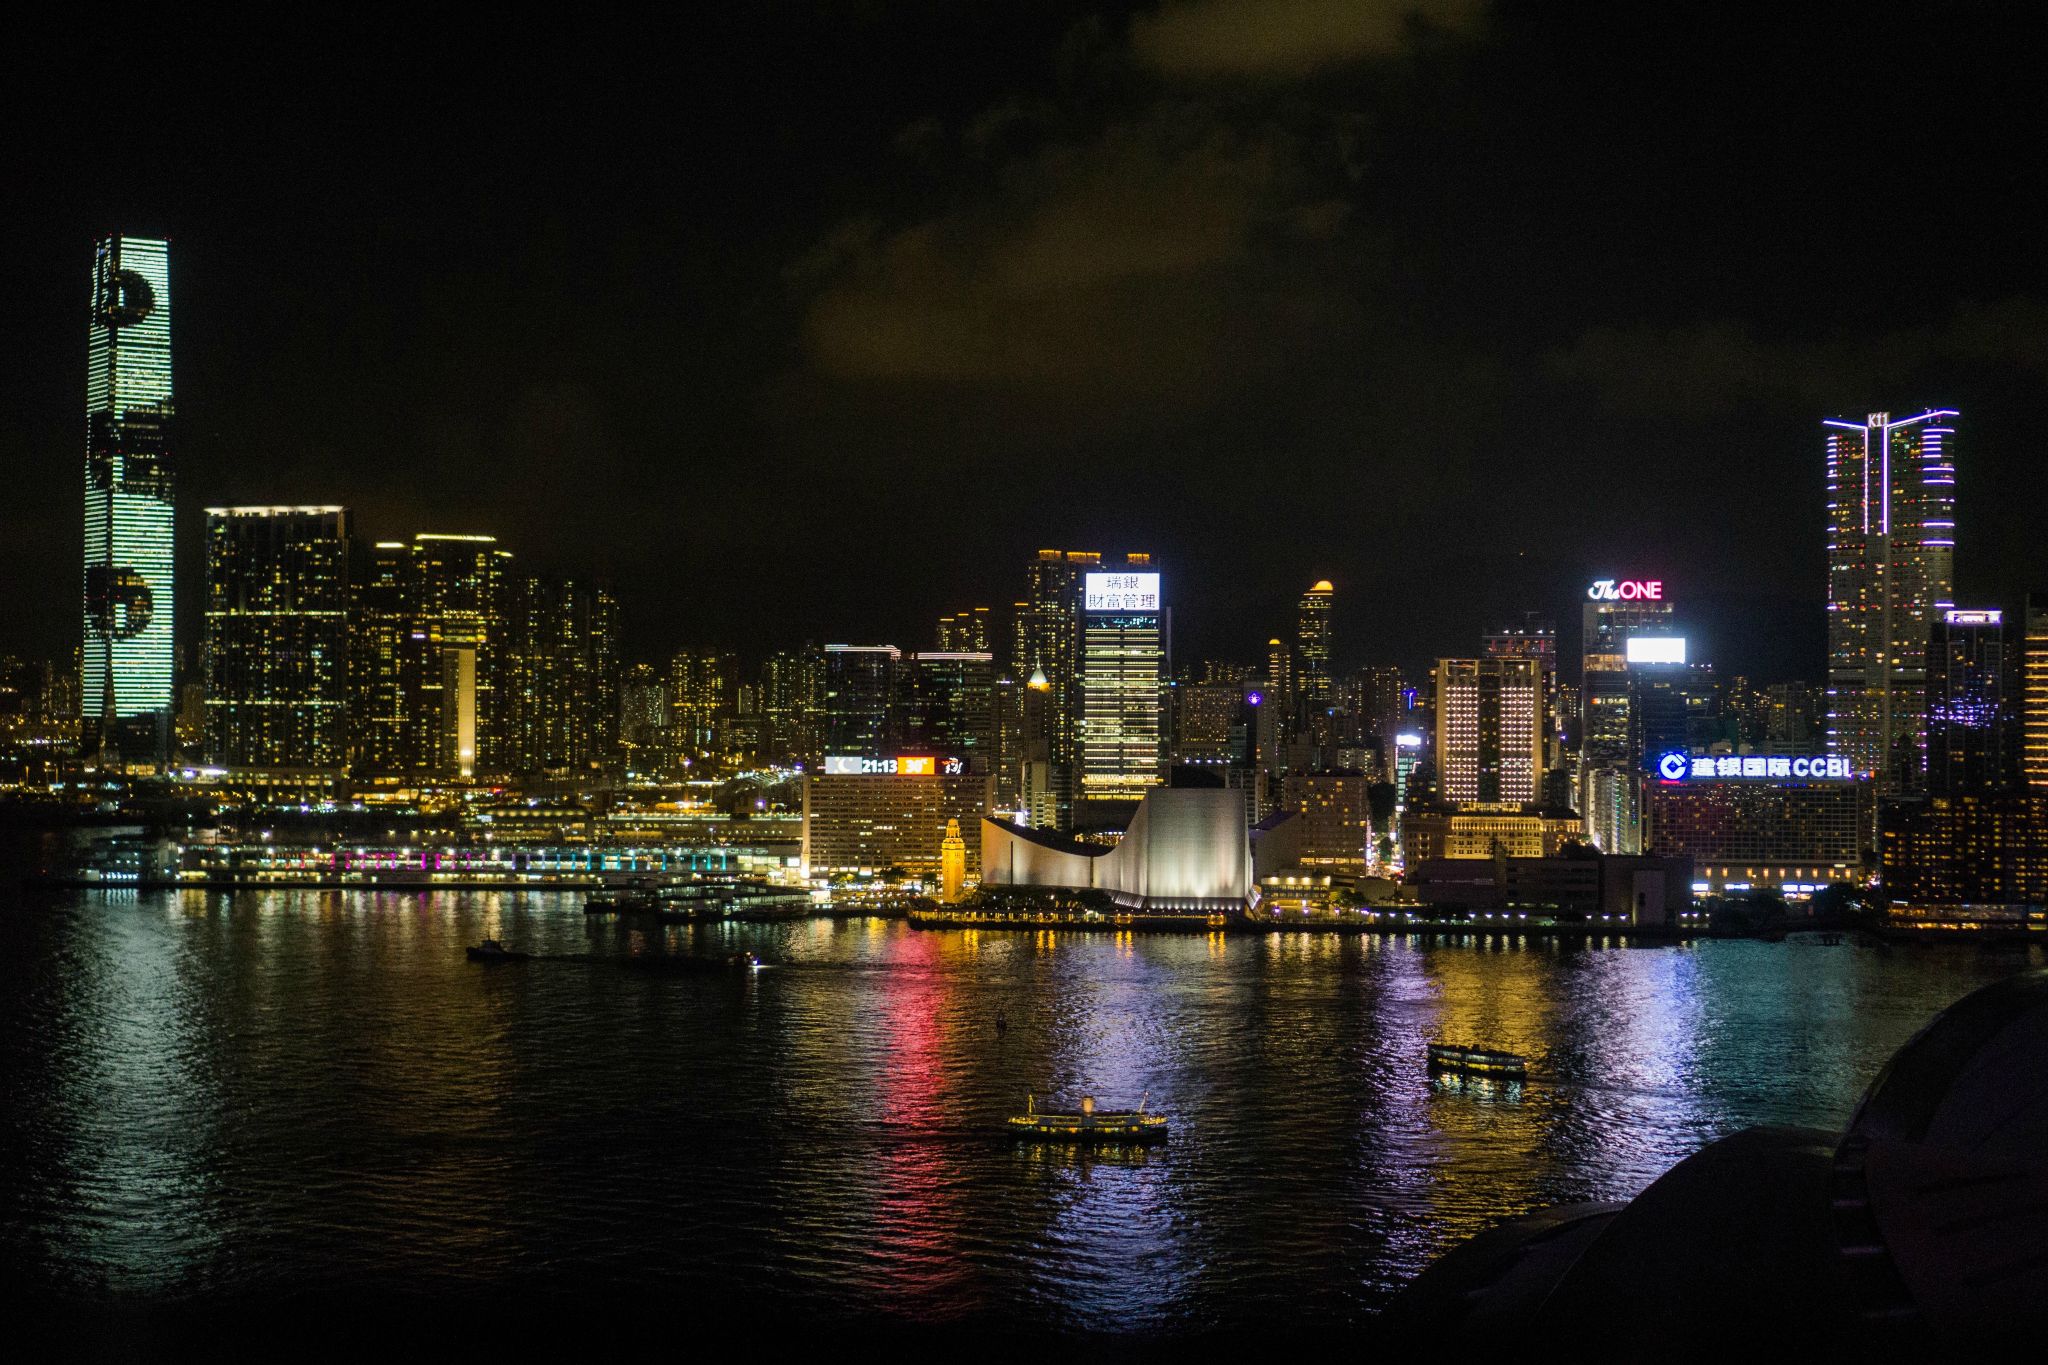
[{"left": 1586, "top": 579, "right": 1664, "bottom": 601}]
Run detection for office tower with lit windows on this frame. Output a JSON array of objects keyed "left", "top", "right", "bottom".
[
  {"left": 1486, "top": 614, "right": 1562, "bottom": 785},
  {"left": 83, "top": 236, "right": 177, "bottom": 763},
  {"left": 900, "top": 651, "right": 995, "bottom": 764},
  {"left": 2025, "top": 593, "right": 2048, "bottom": 790},
  {"left": 821, "top": 644, "right": 898, "bottom": 759},
  {"left": 1824, "top": 409, "right": 1957, "bottom": 790},
  {"left": 203, "top": 507, "right": 352, "bottom": 772},
  {"left": 1018, "top": 550, "right": 1102, "bottom": 825},
  {"left": 1079, "top": 559, "right": 1166, "bottom": 807},
  {"left": 1296, "top": 581, "right": 1334, "bottom": 704},
  {"left": 1175, "top": 680, "right": 1251, "bottom": 764},
  {"left": 1925, "top": 609, "right": 2023, "bottom": 796},
  {"left": 1580, "top": 585, "right": 1676, "bottom": 771},
  {"left": 1434, "top": 657, "right": 1544, "bottom": 806}
]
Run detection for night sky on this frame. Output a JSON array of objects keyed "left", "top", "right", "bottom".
[{"left": 7, "top": 2, "right": 2045, "bottom": 682}]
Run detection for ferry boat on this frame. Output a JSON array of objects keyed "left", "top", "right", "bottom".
[
  {"left": 584, "top": 888, "right": 657, "bottom": 915},
  {"left": 1007, "top": 1094, "right": 1169, "bottom": 1144},
  {"left": 652, "top": 879, "right": 811, "bottom": 923},
  {"left": 1426, "top": 1043, "right": 1528, "bottom": 1080},
  {"left": 465, "top": 938, "right": 530, "bottom": 963}
]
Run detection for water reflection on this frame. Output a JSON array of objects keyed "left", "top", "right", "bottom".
[{"left": 0, "top": 891, "right": 2034, "bottom": 1334}]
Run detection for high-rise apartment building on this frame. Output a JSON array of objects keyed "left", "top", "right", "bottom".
[
  {"left": 410, "top": 535, "right": 511, "bottom": 779},
  {"left": 1079, "top": 558, "right": 1165, "bottom": 807},
  {"left": 760, "top": 649, "right": 823, "bottom": 768},
  {"left": 506, "top": 575, "right": 618, "bottom": 777},
  {"left": 668, "top": 649, "right": 738, "bottom": 760},
  {"left": 1824, "top": 409, "right": 1958, "bottom": 790},
  {"left": 203, "top": 507, "right": 352, "bottom": 772},
  {"left": 1434, "top": 657, "right": 1544, "bottom": 806},
  {"left": 83, "top": 236, "right": 177, "bottom": 760},
  {"left": 349, "top": 541, "right": 412, "bottom": 775}
]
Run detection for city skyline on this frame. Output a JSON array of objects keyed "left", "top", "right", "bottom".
[{"left": 7, "top": 7, "right": 2046, "bottom": 682}]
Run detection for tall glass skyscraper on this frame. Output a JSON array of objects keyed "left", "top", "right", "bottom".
[
  {"left": 1296, "top": 580, "right": 1334, "bottom": 706},
  {"left": 83, "top": 236, "right": 176, "bottom": 744},
  {"left": 1079, "top": 559, "right": 1165, "bottom": 806},
  {"left": 1823, "top": 409, "right": 1957, "bottom": 791}
]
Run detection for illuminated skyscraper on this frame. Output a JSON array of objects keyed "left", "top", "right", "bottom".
[
  {"left": 1434, "top": 657, "right": 1543, "bottom": 806},
  {"left": 668, "top": 649, "right": 738, "bottom": 759},
  {"left": 1824, "top": 409, "right": 1957, "bottom": 790},
  {"left": 83, "top": 236, "right": 176, "bottom": 759},
  {"left": 2024, "top": 593, "right": 2048, "bottom": 790},
  {"left": 204, "top": 507, "right": 352, "bottom": 772},
  {"left": 935, "top": 607, "right": 992, "bottom": 653},
  {"left": 1079, "top": 558, "right": 1165, "bottom": 806},
  {"left": 1266, "top": 637, "right": 1293, "bottom": 721},
  {"left": 1296, "top": 581, "right": 1334, "bottom": 706},
  {"left": 901, "top": 651, "right": 995, "bottom": 764},
  {"left": 348, "top": 542, "right": 413, "bottom": 776},
  {"left": 1926, "top": 609, "right": 2022, "bottom": 796},
  {"left": 1019, "top": 550, "right": 1101, "bottom": 826},
  {"left": 821, "top": 644, "right": 898, "bottom": 758},
  {"left": 1580, "top": 580, "right": 1675, "bottom": 771},
  {"left": 506, "top": 575, "right": 619, "bottom": 777}
]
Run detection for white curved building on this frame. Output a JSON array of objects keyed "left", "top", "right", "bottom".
[{"left": 980, "top": 787, "right": 1253, "bottom": 912}]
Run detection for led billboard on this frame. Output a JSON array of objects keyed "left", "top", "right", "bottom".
[{"left": 1084, "top": 572, "right": 1161, "bottom": 613}]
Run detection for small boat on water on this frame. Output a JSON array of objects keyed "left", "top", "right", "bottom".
[
  {"left": 466, "top": 938, "right": 530, "bottom": 963},
  {"left": 1426, "top": 1043, "right": 1528, "bottom": 1080},
  {"left": 625, "top": 949, "right": 765, "bottom": 975},
  {"left": 1007, "top": 1094, "right": 1169, "bottom": 1143}
]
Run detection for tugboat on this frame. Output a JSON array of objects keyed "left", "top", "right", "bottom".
[
  {"left": 1007, "top": 1093, "right": 1169, "bottom": 1144},
  {"left": 465, "top": 938, "right": 530, "bottom": 963},
  {"left": 1426, "top": 1043, "right": 1528, "bottom": 1080}
]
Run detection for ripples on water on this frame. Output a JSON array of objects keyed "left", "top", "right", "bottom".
[{"left": 0, "top": 889, "right": 2033, "bottom": 1336}]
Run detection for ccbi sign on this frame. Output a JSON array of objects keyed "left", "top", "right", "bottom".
[
  {"left": 1588, "top": 578, "right": 1664, "bottom": 602},
  {"left": 1656, "top": 751, "right": 1854, "bottom": 781}
]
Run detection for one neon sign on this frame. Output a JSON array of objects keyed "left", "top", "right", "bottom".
[
  {"left": 1588, "top": 579, "right": 1664, "bottom": 601},
  {"left": 1654, "top": 751, "right": 1854, "bottom": 781}
]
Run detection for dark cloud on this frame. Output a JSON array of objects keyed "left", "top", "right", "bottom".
[
  {"left": 1132, "top": 0, "right": 1485, "bottom": 79},
  {"left": 1549, "top": 298, "right": 2048, "bottom": 418}
]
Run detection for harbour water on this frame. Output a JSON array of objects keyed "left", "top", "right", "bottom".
[{"left": 1, "top": 888, "right": 2035, "bottom": 1339}]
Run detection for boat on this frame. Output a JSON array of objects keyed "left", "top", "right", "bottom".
[
  {"left": 624, "top": 949, "right": 765, "bottom": 975},
  {"left": 466, "top": 938, "right": 530, "bottom": 963},
  {"left": 651, "top": 879, "right": 811, "bottom": 923},
  {"left": 585, "top": 888, "right": 657, "bottom": 915},
  {"left": 1426, "top": 1043, "right": 1528, "bottom": 1080},
  {"left": 1007, "top": 1093, "right": 1169, "bottom": 1144}
]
